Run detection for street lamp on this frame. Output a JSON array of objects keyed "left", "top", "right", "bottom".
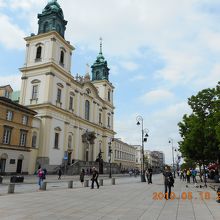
[
  {"left": 168, "top": 138, "right": 176, "bottom": 178},
  {"left": 108, "top": 138, "right": 114, "bottom": 178},
  {"left": 136, "top": 116, "right": 149, "bottom": 182}
]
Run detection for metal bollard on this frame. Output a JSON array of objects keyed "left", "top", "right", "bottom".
[
  {"left": 40, "top": 181, "right": 47, "bottom": 191},
  {"left": 99, "top": 179, "right": 103, "bottom": 186},
  {"left": 68, "top": 180, "right": 73, "bottom": 189},
  {"left": 8, "top": 183, "right": 15, "bottom": 194},
  {"left": 112, "top": 178, "right": 115, "bottom": 185},
  {"left": 84, "top": 179, "right": 89, "bottom": 187}
]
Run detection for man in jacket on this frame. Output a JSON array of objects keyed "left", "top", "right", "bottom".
[{"left": 91, "top": 167, "right": 99, "bottom": 189}]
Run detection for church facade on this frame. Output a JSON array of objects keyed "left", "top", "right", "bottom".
[{"left": 19, "top": 0, "right": 115, "bottom": 173}]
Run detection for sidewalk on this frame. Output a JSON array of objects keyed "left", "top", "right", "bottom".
[{"left": 0, "top": 174, "right": 219, "bottom": 220}]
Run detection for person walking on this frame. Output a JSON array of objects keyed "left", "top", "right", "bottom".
[
  {"left": 186, "top": 168, "right": 191, "bottom": 183},
  {"left": 58, "top": 167, "right": 62, "bottom": 180},
  {"left": 91, "top": 167, "right": 99, "bottom": 189},
  {"left": 148, "top": 167, "right": 153, "bottom": 184},
  {"left": 80, "top": 169, "right": 85, "bottom": 187},
  {"left": 37, "top": 167, "right": 44, "bottom": 189},
  {"left": 191, "top": 168, "right": 197, "bottom": 184},
  {"left": 163, "top": 166, "right": 174, "bottom": 200},
  {"left": 145, "top": 169, "right": 149, "bottom": 184}
]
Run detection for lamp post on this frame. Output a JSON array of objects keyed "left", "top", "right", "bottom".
[
  {"left": 108, "top": 139, "right": 114, "bottom": 178},
  {"left": 168, "top": 138, "right": 176, "bottom": 178},
  {"left": 136, "top": 116, "right": 149, "bottom": 182}
]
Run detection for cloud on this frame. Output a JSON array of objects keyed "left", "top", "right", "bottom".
[
  {"left": 0, "top": 14, "right": 26, "bottom": 50},
  {"left": 0, "top": 75, "right": 21, "bottom": 91},
  {"left": 140, "top": 89, "right": 174, "bottom": 105},
  {"left": 0, "top": 0, "right": 219, "bottom": 87},
  {"left": 0, "top": 0, "right": 6, "bottom": 7},
  {"left": 115, "top": 102, "right": 191, "bottom": 163},
  {"left": 129, "top": 75, "right": 146, "bottom": 82},
  {"left": 120, "top": 61, "right": 139, "bottom": 71}
]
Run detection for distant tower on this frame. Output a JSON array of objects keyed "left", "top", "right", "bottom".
[{"left": 91, "top": 38, "right": 110, "bottom": 81}]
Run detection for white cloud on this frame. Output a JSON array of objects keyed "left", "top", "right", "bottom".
[
  {"left": 0, "top": 0, "right": 219, "bottom": 87},
  {"left": 115, "top": 102, "right": 191, "bottom": 163},
  {"left": 120, "top": 61, "right": 139, "bottom": 71},
  {"left": 140, "top": 89, "right": 174, "bottom": 105},
  {"left": 0, "top": 0, "right": 6, "bottom": 7},
  {"left": 0, "top": 14, "right": 26, "bottom": 50},
  {"left": 129, "top": 75, "right": 146, "bottom": 82},
  {"left": 0, "top": 75, "right": 21, "bottom": 91}
]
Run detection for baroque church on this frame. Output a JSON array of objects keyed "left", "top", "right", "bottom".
[{"left": 19, "top": 0, "right": 116, "bottom": 173}]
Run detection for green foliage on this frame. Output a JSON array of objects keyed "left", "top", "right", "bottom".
[{"left": 178, "top": 82, "right": 220, "bottom": 165}]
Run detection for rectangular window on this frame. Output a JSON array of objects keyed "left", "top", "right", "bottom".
[
  {"left": 3, "top": 127, "right": 12, "bottom": 144},
  {"left": 69, "top": 96, "right": 73, "bottom": 110},
  {"left": 108, "top": 90, "right": 111, "bottom": 101},
  {"left": 6, "top": 111, "right": 13, "bottom": 121},
  {"left": 54, "top": 133, "right": 59, "bottom": 149},
  {"left": 20, "top": 130, "right": 27, "bottom": 146},
  {"left": 108, "top": 116, "right": 110, "bottom": 127},
  {"left": 99, "top": 113, "right": 102, "bottom": 124},
  {"left": 22, "top": 115, "right": 28, "bottom": 125},
  {"left": 32, "top": 85, "right": 38, "bottom": 99},
  {"left": 4, "top": 90, "right": 10, "bottom": 98},
  {"left": 57, "top": 88, "right": 62, "bottom": 103}
]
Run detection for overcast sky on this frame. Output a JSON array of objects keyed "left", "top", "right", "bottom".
[{"left": 0, "top": 0, "right": 220, "bottom": 163}]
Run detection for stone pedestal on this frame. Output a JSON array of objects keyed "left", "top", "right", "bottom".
[
  {"left": 68, "top": 180, "right": 73, "bottom": 188},
  {"left": 8, "top": 183, "right": 15, "bottom": 194},
  {"left": 99, "top": 179, "right": 103, "bottom": 186},
  {"left": 112, "top": 178, "right": 115, "bottom": 185},
  {"left": 84, "top": 179, "right": 89, "bottom": 187},
  {"left": 41, "top": 182, "right": 47, "bottom": 190}
]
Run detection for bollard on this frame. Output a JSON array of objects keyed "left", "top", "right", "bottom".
[
  {"left": 40, "top": 181, "right": 47, "bottom": 191},
  {"left": 68, "top": 180, "right": 73, "bottom": 189},
  {"left": 8, "top": 183, "right": 15, "bottom": 194},
  {"left": 0, "top": 176, "right": 3, "bottom": 184},
  {"left": 84, "top": 179, "right": 89, "bottom": 187},
  {"left": 99, "top": 179, "right": 103, "bottom": 186},
  {"left": 112, "top": 178, "right": 115, "bottom": 185},
  {"left": 217, "top": 187, "right": 220, "bottom": 203}
]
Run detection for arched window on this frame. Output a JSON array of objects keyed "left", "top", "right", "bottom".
[
  {"left": 36, "top": 46, "right": 42, "bottom": 59},
  {"left": 60, "top": 51, "right": 64, "bottom": 65},
  {"left": 43, "top": 22, "right": 49, "bottom": 32},
  {"left": 85, "top": 100, "right": 90, "bottom": 121},
  {"left": 32, "top": 132, "right": 37, "bottom": 148},
  {"left": 96, "top": 71, "right": 100, "bottom": 79},
  {"left": 56, "top": 24, "right": 61, "bottom": 33},
  {"left": 68, "top": 135, "right": 72, "bottom": 149}
]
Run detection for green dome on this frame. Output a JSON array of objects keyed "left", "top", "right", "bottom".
[
  {"left": 42, "top": 0, "right": 64, "bottom": 18},
  {"left": 38, "top": 0, "right": 67, "bottom": 38}
]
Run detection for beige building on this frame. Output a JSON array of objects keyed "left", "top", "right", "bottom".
[
  {"left": 0, "top": 85, "right": 13, "bottom": 99},
  {"left": 18, "top": 1, "right": 115, "bottom": 173},
  {"left": 0, "top": 87, "right": 38, "bottom": 174},
  {"left": 112, "top": 139, "right": 136, "bottom": 171}
]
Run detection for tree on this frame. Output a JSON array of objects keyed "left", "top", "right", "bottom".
[{"left": 178, "top": 82, "right": 220, "bottom": 167}]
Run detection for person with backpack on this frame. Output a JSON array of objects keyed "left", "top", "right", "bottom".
[{"left": 163, "top": 166, "right": 174, "bottom": 199}]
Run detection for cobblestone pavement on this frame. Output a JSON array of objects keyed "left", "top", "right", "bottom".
[{"left": 0, "top": 174, "right": 220, "bottom": 220}]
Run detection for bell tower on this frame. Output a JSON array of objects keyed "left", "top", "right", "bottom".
[
  {"left": 38, "top": 0, "right": 67, "bottom": 38},
  {"left": 91, "top": 38, "right": 110, "bottom": 81}
]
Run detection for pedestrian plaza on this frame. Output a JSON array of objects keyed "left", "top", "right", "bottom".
[{"left": 0, "top": 174, "right": 219, "bottom": 220}]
